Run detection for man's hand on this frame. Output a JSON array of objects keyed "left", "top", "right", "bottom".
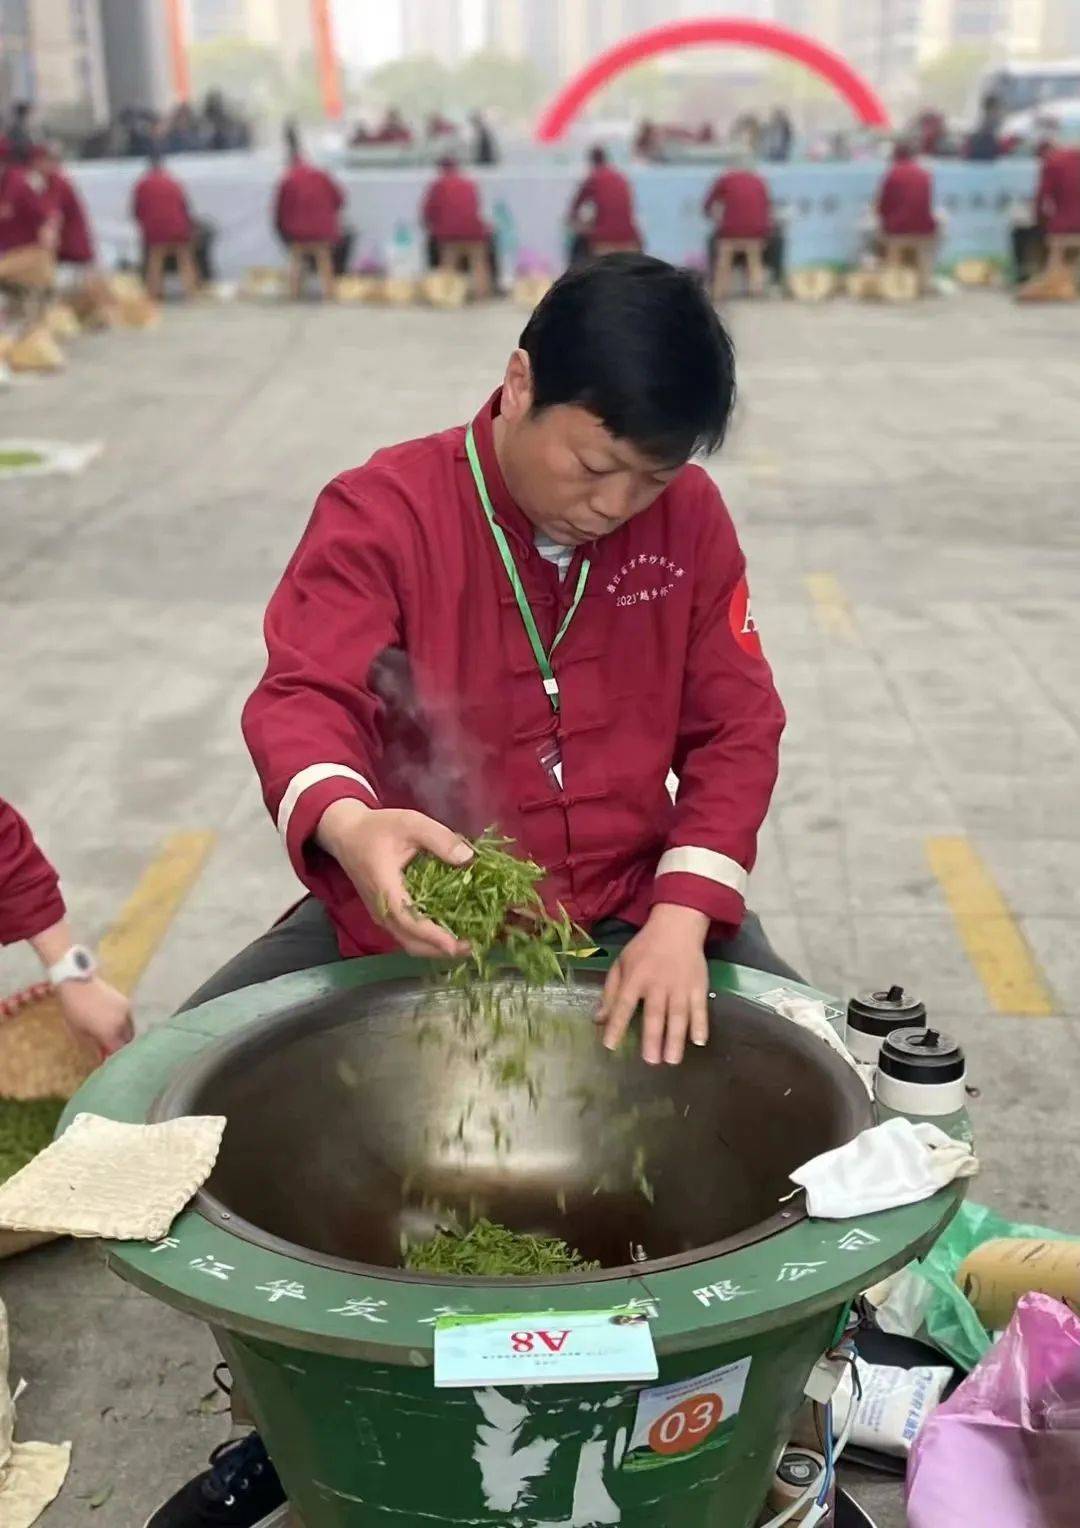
[
  {"left": 56, "top": 977, "right": 133, "bottom": 1058},
  {"left": 316, "top": 801, "right": 473, "bottom": 959},
  {"left": 597, "top": 904, "right": 711, "bottom": 1065}
]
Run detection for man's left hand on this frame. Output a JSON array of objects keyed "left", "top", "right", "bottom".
[{"left": 597, "top": 904, "right": 710, "bottom": 1065}]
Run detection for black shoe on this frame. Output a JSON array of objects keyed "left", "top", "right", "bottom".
[{"left": 144, "top": 1434, "right": 287, "bottom": 1527}]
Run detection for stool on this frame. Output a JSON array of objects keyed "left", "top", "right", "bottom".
[
  {"left": 883, "top": 235, "right": 935, "bottom": 296},
  {"left": 1046, "top": 233, "right": 1080, "bottom": 283},
  {"left": 713, "top": 238, "right": 766, "bottom": 301},
  {"left": 439, "top": 239, "right": 493, "bottom": 300},
  {"left": 590, "top": 240, "right": 641, "bottom": 257},
  {"left": 0, "top": 244, "right": 56, "bottom": 335},
  {"left": 145, "top": 241, "right": 199, "bottom": 301},
  {"left": 287, "top": 241, "right": 336, "bottom": 301}
]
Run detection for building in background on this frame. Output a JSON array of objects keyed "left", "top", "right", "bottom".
[
  {"left": 950, "top": 0, "right": 1046, "bottom": 52},
  {"left": 98, "top": 0, "right": 172, "bottom": 115},
  {"left": 0, "top": 0, "right": 109, "bottom": 127},
  {"left": 1042, "top": 0, "right": 1080, "bottom": 54},
  {"left": 0, "top": 0, "right": 174, "bottom": 124},
  {"left": 402, "top": 0, "right": 465, "bottom": 66},
  {"left": 0, "top": 0, "right": 34, "bottom": 105}
]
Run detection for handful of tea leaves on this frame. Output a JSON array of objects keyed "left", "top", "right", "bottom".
[
  {"left": 404, "top": 1217, "right": 599, "bottom": 1276},
  {"left": 405, "top": 830, "right": 585, "bottom": 983}
]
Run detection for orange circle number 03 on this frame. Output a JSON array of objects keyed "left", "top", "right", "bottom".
[{"left": 648, "top": 1392, "right": 724, "bottom": 1456}]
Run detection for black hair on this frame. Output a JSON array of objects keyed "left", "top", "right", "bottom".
[
  {"left": 589, "top": 144, "right": 607, "bottom": 167},
  {"left": 519, "top": 253, "right": 736, "bottom": 465}
]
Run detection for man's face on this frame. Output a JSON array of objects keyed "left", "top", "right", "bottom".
[{"left": 497, "top": 354, "right": 683, "bottom": 547}]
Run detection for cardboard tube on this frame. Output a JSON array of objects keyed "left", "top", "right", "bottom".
[{"left": 957, "top": 1238, "right": 1080, "bottom": 1330}]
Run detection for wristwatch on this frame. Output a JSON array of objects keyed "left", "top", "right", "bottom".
[{"left": 47, "top": 944, "right": 98, "bottom": 986}]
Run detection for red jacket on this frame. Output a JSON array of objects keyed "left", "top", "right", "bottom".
[
  {"left": 274, "top": 160, "right": 344, "bottom": 244},
  {"left": 0, "top": 799, "right": 64, "bottom": 947},
  {"left": 421, "top": 169, "right": 488, "bottom": 242},
  {"left": 570, "top": 165, "right": 640, "bottom": 246},
  {"left": 0, "top": 164, "right": 47, "bottom": 253},
  {"left": 242, "top": 393, "right": 784, "bottom": 959},
  {"left": 704, "top": 171, "right": 771, "bottom": 240},
  {"left": 132, "top": 167, "right": 194, "bottom": 246},
  {"left": 44, "top": 169, "right": 94, "bottom": 263},
  {"left": 877, "top": 160, "right": 936, "bottom": 237},
  {"left": 1037, "top": 146, "right": 1080, "bottom": 235}
]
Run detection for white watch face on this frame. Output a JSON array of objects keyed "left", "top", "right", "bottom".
[{"left": 73, "top": 948, "right": 94, "bottom": 975}]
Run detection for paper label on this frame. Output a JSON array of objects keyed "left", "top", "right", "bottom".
[
  {"left": 623, "top": 1357, "right": 751, "bottom": 1471},
  {"left": 434, "top": 1308, "right": 658, "bottom": 1389}
]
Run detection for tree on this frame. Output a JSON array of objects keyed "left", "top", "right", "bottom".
[
  {"left": 590, "top": 60, "right": 681, "bottom": 122},
  {"left": 188, "top": 39, "right": 285, "bottom": 117},
  {"left": 455, "top": 50, "right": 543, "bottom": 119},
  {"left": 366, "top": 55, "right": 454, "bottom": 116}
]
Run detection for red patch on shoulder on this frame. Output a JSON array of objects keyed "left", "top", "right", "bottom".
[{"left": 728, "top": 575, "right": 762, "bottom": 657}]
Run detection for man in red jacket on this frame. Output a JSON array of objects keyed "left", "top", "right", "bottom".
[
  {"left": 876, "top": 141, "right": 937, "bottom": 292},
  {"left": 0, "top": 797, "right": 132, "bottom": 1056},
  {"left": 132, "top": 150, "right": 195, "bottom": 248},
  {"left": 421, "top": 155, "right": 493, "bottom": 289},
  {"left": 38, "top": 143, "right": 95, "bottom": 265},
  {"left": 704, "top": 162, "right": 772, "bottom": 296},
  {"left": 568, "top": 146, "right": 642, "bottom": 259},
  {"left": 273, "top": 133, "right": 349, "bottom": 293},
  {"left": 0, "top": 137, "right": 48, "bottom": 256},
  {"left": 154, "top": 252, "right": 797, "bottom": 1528},
  {"left": 421, "top": 154, "right": 489, "bottom": 247},
  {"left": 876, "top": 142, "right": 936, "bottom": 238},
  {"left": 188, "top": 254, "right": 795, "bottom": 1053},
  {"left": 274, "top": 143, "right": 345, "bottom": 246},
  {"left": 1036, "top": 127, "right": 1080, "bottom": 275}
]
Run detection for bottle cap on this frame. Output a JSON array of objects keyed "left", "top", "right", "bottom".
[
  {"left": 878, "top": 1026, "right": 965, "bottom": 1085},
  {"left": 846, "top": 985, "right": 927, "bottom": 1040}
]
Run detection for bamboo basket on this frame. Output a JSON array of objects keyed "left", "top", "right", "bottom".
[{"left": 0, "top": 986, "right": 98, "bottom": 1260}]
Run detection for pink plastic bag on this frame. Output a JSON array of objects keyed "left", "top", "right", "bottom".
[{"left": 907, "top": 1294, "right": 1080, "bottom": 1528}]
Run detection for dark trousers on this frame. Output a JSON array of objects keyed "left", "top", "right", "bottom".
[{"left": 179, "top": 895, "right": 802, "bottom": 1014}]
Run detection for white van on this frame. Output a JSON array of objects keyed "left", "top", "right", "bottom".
[{"left": 975, "top": 59, "right": 1080, "bottom": 116}]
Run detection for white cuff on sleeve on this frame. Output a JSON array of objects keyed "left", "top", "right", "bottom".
[
  {"left": 276, "top": 764, "right": 377, "bottom": 842},
  {"left": 655, "top": 846, "right": 748, "bottom": 897}
]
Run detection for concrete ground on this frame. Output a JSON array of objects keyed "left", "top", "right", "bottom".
[{"left": 2, "top": 291, "right": 1079, "bottom": 1528}]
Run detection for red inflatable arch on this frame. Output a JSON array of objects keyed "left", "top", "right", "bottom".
[{"left": 535, "top": 17, "right": 890, "bottom": 142}]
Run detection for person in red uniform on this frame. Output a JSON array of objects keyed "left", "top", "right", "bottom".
[
  {"left": 374, "top": 107, "right": 412, "bottom": 145},
  {"left": 0, "top": 138, "right": 48, "bottom": 256},
  {"left": 0, "top": 797, "right": 132, "bottom": 1057},
  {"left": 273, "top": 135, "right": 345, "bottom": 248},
  {"left": 131, "top": 149, "right": 195, "bottom": 248},
  {"left": 1036, "top": 130, "right": 1080, "bottom": 237},
  {"left": 38, "top": 144, "right": 95, "bottom": 265},
  {"left": 421, "top": 154, "right": 489, "bottom": 248},
  {"left": 703, "top": 161, "right": 772, "bottom": 296},
  {"left": 568, "top": 146, "right": 641, "bottom": 259},
  {"left": 150, "top": 253, "right": 798, "bottom": 1528},
  {"left": 876, "top": 141, "right": 936, "bottom": 237}
]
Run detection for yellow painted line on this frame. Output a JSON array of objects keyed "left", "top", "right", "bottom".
[
  {"left": 926, "top": 836, "right": 1055, "bottom": 1016},
  {"left": 99, "top": 831, "right": 216, "bottom": 995},
  {"left": 746, "top": 453, "right": 783, "bottom": 480},
  {"left": 804, "top": 572, "right": 857, "bottom": 639}
]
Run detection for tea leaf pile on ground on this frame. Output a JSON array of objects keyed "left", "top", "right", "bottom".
[
  {"left": 404, "top": 1217, "right": 599, "bottom": 1276},
  {"left": 0, "top": 449, "right": 45, "bottom": 471},
  {"left": 0, "top": 1096, "right": 65, "bottom": 1183},
  {"left": 405, "top": 830, "right": 584, "bottom": 984}
]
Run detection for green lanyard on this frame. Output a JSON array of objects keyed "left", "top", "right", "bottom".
[{"left": 465, "top": 422, "right": 590, "bottom": 713}]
